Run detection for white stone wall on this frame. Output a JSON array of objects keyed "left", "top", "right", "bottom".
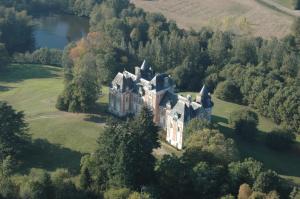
[{"left": 166, "top": 115, "right": 183, "bottom": 150}]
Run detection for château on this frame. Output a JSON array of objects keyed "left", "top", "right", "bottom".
[{"left": 109, "top": 61, "right": 214, "bottom": 149}]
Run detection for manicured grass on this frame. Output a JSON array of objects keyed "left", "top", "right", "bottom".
[
  {"left": 0, "top": 64, "right": 106, "bottom": 173},
  {"left": 179, "top": 91, "right": 300, "bottom": 185}
]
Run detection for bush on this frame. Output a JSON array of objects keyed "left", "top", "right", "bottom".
[
  {"left": 293, "top": 0, "right": 300, "bottom": 10},
  {"left": 0, "top": 43, "right": 9, "bottom": 69},
  {"left": 13, "top": 48, "right": 63, "bottom": 66},
  {"left": 104, "top": 188, "right": 131, "bottom": 199},
  {"left": 229, "top": 108, "right": 259, "bottom": 141},
  {"left": 265, "top": 128, "right": 296, "bottom": 150},
  {"left": 215, "top": 80, "right": 242, "bottom": 103},
  {"left": 55, "top": 94, "right": 68, "bottom": 111},
  {"left": 184, "top": 118, "right": 214, "bottom": 144}
]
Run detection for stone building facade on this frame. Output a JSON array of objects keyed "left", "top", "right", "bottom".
[{"left": 109, "top": 61, "right": 214, "bottom": 150}]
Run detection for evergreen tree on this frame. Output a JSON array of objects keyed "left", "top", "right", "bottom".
[
  {"left": 0, "top": 102, "right": 29, "bottom": 160},
  {"left": 80, "top": 167, "right": 93, "bottom": 190}
]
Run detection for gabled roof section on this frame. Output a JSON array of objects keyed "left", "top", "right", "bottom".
[
  {"left": 199, "top": 85, "right": 214, "bottom": 109},
  {"left": 160, "top": 91, "right": 178, "bottom": 108},
  {"left": 111, "top": 72, "right": 134, "bottom": 92},
  {"left": 151, "top": 73, "right": 172, "bottom": 92},
  {"left": 200, "top": 85, "right": 209, "bottom": 97}
]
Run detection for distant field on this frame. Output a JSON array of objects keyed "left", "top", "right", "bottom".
[
  {"left": 0, "top": 64, "right": 106, "bottom": 173},
  {"left": 132, "top": 0, "right": 294, "bottom": 38}
]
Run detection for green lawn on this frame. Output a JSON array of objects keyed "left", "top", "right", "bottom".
[
  {"left": 0, "top": 64, "right": 107, "bottom": 173},
  {"left": 179, "top": 92, "right": 300, "bottom": 185}
]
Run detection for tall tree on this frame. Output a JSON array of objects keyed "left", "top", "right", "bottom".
[
  {"left": 0, "top": 102, "right": 29, "bottom": 160},
  {"left": 0, "top": 7, "right": 35, "bottom": 54}
]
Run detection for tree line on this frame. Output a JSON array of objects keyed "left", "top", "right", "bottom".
[{"left": 0, "top": 6, "right": 34, "bottom": 70}]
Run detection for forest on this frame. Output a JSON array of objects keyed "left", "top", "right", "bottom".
[{"left": 0, "top": 0, "right": 299, "bottom": 198}]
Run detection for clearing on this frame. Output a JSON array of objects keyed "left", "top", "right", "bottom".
[
  {"left": 132, "top": 0, "right": 296, "bottom": 38},
  {"left": 0, "top": 64, "right": 107, "bottom": 173}
]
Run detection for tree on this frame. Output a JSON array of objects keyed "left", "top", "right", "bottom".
[
  {"left": 155, "top": 155, "right": 189, "bottom": 199},
  {"left": 56, "top": 55, "right": 101, "bottom": 112},
  {"left": 293, "top": 0, "right": 300, "bottom": 10},
  {"left": 232, "top": 37, "right": 258, "bottom": 65},
  {"left": 184, "top": 118, "right": 214, "bottom": 144},
  {"left": 104, "top": 187, "right": 131, "bottom": 199},
  {"left": 253, "top": 170, "right": 290, "bottom": 198},
  {"left": 184, "top": 129, "right": 238, "bottom": 165},
  {"left": 80, "top": 167, "right": 92, "bottom": 190},
  {"left": 229, "top": 108, "right": 259, "bottom": 141},
  {"left": 228, "top": 158, "right": 263, "bottom": 193},
  {"left": 215, "top": 80, "right": 242, "bottom": 103},
  {"left": 265, "top": 128, "right": 296, "bottom": 150},
  {"left": 19, "top": 169, "right": 54, "bottom": 199},
  {"left": 0, "top": 7, "right": 35, "bottom": 54},
  {"left": 192, "top": 161, "right": 227, "bottom": 199},
  {"left": 128, "top": 192, "right": 153, "bottom": 199},
  {"left": 128, "top": 106, "right": 160, "bottom": 188},
  {"left": 0, "top": 43, "right": 9, "bottom": 69},
  {"left": 291, "top": 17, "right": 300, "bottom": 50},
  {"left": 208, "top": 31, "right": 232, "bottom": 66},
  {"left": 93, "top": 107, "right": 159, "bottom": 190},
  {"left": 238, "top": 183, "right": 252, "bottom": 199},
  {"left": 0, "top": 101, "right": 29, "bottom": 160}
]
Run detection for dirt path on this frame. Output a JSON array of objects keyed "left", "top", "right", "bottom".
[{"left": 257, "top": 0, "right": 300, "bottom": 17}]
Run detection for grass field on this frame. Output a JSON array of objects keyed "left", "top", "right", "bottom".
[
  {"left": 132, "top": 0, "right": 294, "bottom": 38},
  {"left": 1, "top": 64, "right": 299, "bottom": 185},
  {"left": 0, "top": 64, "right": 107, "bottom": 173}
]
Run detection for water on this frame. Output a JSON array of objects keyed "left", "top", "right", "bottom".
[{"left": 34, "top": 14, "right": 89, "bottom": 49}]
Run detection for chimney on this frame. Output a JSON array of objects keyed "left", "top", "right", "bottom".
[
  {"left": 135, "top": 66, "right": 141, "bottom": 80},
  {"left": 164, "top": 77, "right": 169, "bottom": 88},
  {"left": 187, "top": 95, "right": 192, "bottom": 106}
]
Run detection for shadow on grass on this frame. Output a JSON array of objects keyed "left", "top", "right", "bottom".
[
  {"left": 0, "top": 64, "right": 60, "bottom": 83},
  {"left": 216, "top": 123, "right": 300, "bottom": 179},
  {"left": 18, "top": 139, "right": 83, "bottom": 174},
  {"left": 0, "top": 85, "right": 15, "bottom": 92},
  {"left": 212, "top": 114, "right": 228, "bottom": 124},
  {"left": 84, "top": 114, "right": 106, "bottom": 124}
]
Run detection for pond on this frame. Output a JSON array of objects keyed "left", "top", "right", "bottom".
[{"left": 34, "top": 14, "right": 89, "bottom": 49}]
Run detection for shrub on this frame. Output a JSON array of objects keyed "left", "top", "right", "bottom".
[
  {"left": 104, "top": 188, "right": 131, "bottom": 199},
  {"left": 265, "top": 128, "right": 296, "bottom": 150},
  {"left": 184, "top": 118, "right": 214, "bottom": 144},
  {"left": 215, "top": 80, "right": 242, "bottom": 103},
  {"left": 13, "top": 48, "right": 63, "bottom": 66},
  {"left": 229, "top": 108, "right": 259, "bottom": 141},
  {"left": 55, "top": 94, "right": 68, "bottom": 111},
  {"left": 293, "top": 0, "right": 300, "bottom": 10}
]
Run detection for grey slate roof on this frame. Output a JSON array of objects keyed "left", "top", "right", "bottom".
[
  {"left": 111, "top": 72, "right": 134, "bottom": 92},
  {"left": 160, "top": 92, "right": 204, "bottom": 123},
  {"left": 159, "top": 91, "right": 178, "bottom": 108},
  {"left": 171, "top": 100, "right": 202, "bottom": 122},
  {"left": 199, "top": 85, "right": 214, "bottom": 108},
  {"left": 151, "top": 73, "right": 172, "bottom": 92}
]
